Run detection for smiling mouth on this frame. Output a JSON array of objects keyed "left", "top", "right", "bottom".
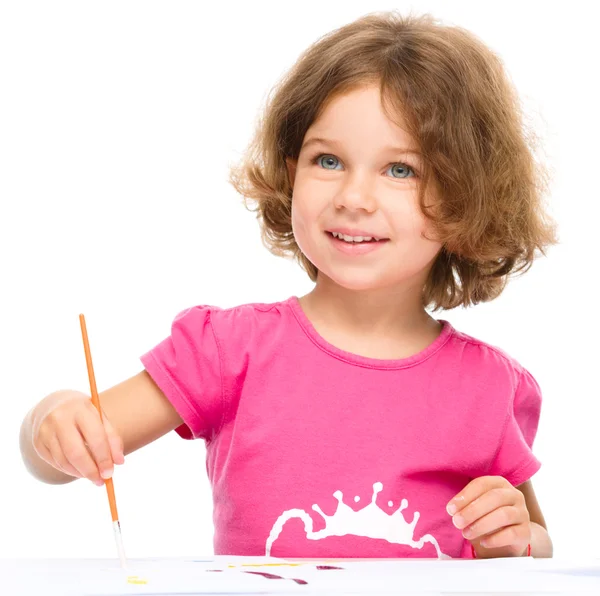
[{"left": 326, "top": 231, "right": 390, "bottom": 244}]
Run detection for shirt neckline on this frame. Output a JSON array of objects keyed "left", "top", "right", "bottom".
[{"left": 286, "top": 295, "right": 454, "bottom": 370}]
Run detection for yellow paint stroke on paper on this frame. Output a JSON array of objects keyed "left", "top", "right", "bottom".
[{"left": 127, "top": 575, "right": 148, "bottom": 584}]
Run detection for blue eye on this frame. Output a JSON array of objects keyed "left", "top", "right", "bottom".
[
  {"left": 316, "top": 154, "right": 341, "bottom": 170},
  {"left": 386, "top": 164, "right": 414, "bottom": 179}
]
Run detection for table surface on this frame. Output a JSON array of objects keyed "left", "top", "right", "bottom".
[{"left": 2, "top": 556, "right": 600, "bottom": 595}]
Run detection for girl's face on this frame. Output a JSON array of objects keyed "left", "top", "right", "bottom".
[{"left": 287, "top": 84, "right": 442, "bottom": 293}]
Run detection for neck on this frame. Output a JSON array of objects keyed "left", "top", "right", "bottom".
[{"left": 299, "top": 273, "right": 437, "bottom": 339}]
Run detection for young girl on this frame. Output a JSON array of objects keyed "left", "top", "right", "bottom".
[{"left": 20, "top": 11, "right": 556, "bottom": 560}]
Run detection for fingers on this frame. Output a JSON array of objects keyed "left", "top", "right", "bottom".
[
  {"left": 37, "top": 436, "right": 82, "bottom": 480},
  {"left": 102, "top": 414, "right": 125, "bottom": 465},
  {"left": 477, "top": 523, "right": 530, "bottom": 554},
  {"left": 34, "top": 400, "right": 122, "bottom": 486},
  {"left": 447, "top": 476, "right": 510, "bottom": 515},
  {"left": 458, "top": 503, "right": 528, "bottom": 541},
  {"left": 451, "top": 487, "right": 525, "bottom": 534},
  {"left": 75, "top": 406, "right": 116, "bottom": 481},
  {"left": 447, "top": 478, "right": 531, "bottom": 556},
  {"left": 56, "top": 427, "right": 105, "bottom": 486}
]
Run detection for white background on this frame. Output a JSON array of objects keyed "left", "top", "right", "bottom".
[{"left": 1, "top": 0, "right": 598, "bottom": 560}]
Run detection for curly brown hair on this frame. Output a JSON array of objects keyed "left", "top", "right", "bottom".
[{"left": 228, "top": 10, "right": 557, "bottom": 310}]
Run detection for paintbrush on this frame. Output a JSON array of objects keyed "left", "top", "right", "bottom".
[{"left": 79, "top": 314, "right": 127, "bottom": 569}]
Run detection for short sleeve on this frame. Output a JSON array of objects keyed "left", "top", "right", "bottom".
[
  {"left": 140, "top": 306, "right": 224, "bottom": 441},
  {"left": 488, "top": 368, "right": 542, "bottom": 486}
]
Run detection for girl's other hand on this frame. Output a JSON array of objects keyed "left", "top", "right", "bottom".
[{"left": 446, "top": 476, "right": 531, "bottom": 557}]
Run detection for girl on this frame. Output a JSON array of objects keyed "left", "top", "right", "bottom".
[{"left": 20, "top": 11, "right": 557, "bottom": 560}]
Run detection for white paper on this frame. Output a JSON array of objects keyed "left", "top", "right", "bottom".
[{"left": 2, "top": 556, "right": 600, "bottom": 595}]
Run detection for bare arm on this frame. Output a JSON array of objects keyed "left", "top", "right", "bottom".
[{"left": 20, "top": 370, "right": 183, "bottom": 485}]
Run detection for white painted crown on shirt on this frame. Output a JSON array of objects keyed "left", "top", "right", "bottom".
[{"left": 266, "top": 482, "right": 449, "bottom": 559}]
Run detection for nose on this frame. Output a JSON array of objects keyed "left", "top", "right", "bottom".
[{"left": 333, "top": 170, "right": 377, "bottom": 213}]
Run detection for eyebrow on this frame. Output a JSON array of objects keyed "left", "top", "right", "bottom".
[{"left": 301, "top": 136, "right": 422, "bottom": 157}]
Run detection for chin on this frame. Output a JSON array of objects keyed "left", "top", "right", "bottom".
[{"left": 319, "top": 268, "right": 389, "bottom": 292}]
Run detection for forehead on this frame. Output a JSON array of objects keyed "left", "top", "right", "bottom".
[{"left": 307, "top": 85, "right": 419, "bottom": 153}]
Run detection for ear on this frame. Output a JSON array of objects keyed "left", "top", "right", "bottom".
[{"left": 285, "top": 157, "right": 297, "bottom": 188}]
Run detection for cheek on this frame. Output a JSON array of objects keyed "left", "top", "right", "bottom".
[
  {"left": 391, "top": 198, "right": 433, "bottom": 238},
  {"left": 412, "top": 215, "right": 442, "bottom": 256},
  {"left": 415, "top": 223, "right": 443, "bottom": 266},
  {"left": 291, "top": 172, "right": 328, "bottom": 229},
  {"left": 390, "top": 201, "right": 442, "bottom": 261},
  {"left": 291, "top": 193, "right": 316, "bottom": 253}
]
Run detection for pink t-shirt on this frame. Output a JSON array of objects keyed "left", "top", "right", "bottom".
[{"left": 140, "top": 296, "right": 542, "bottom": 559}]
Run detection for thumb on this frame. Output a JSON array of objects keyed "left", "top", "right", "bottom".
[{"left": 102, "top": 410, "right": 125, "bottom": 465}]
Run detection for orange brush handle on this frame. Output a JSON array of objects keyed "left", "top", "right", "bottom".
[
  {"left": 79, "top": 314, "right": 120, "bottom": 523},
  {"left": 104, "top": 478, "right": 119, "bottom": 522}
]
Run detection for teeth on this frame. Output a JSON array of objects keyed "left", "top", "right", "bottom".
[{"left": 331, "top": 232, "right": 377, "bottom": 242}]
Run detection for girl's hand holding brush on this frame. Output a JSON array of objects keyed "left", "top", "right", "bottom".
[{"left": 28, "top": 390, "right": 124, "bottom": 486}]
